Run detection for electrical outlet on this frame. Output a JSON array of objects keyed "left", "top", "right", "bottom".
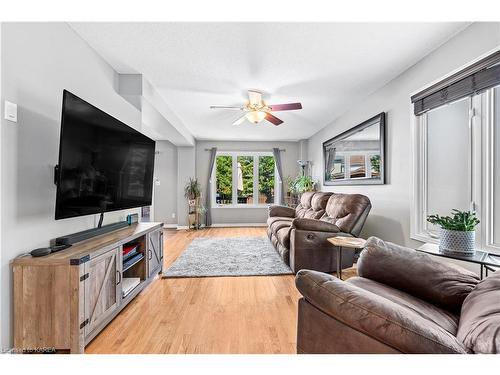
[
  {"left": 4, "top": 100, "right": 18, "bottom": 123},
  {"left": 171, "top": 213, "right": 176, "bottom": 219}
]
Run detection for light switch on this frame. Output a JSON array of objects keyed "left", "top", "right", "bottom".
[{"left": 4, "top": 101, "right": 18, "bottom": 123}]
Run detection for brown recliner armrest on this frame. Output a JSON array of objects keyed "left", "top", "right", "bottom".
[
  {"left": 292, "top": 218, "right": 340, "bottom": 233},
  {"left": 268, "top": 205, "right": 296, "bottom": 218},
  {"left": 295, "top": 269, "right": 468, "bottom": 354}
]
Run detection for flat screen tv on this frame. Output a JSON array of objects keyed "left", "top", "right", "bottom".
[{"left": 55, "top": 90, "right": 155, "bottom": 220}]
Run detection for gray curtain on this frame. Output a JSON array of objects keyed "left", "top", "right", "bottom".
[
  {"left": 205, "top": 147, "right": 217, "bottom": 226},
  {"left": 272, "top": 148, "right": 285, "bottom": 205},
  {"left": 325, "top": 147, "right": 336, "bottom": 181}
]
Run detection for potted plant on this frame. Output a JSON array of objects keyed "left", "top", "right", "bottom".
[
  {"left": 184, "top": 178, "right": 202, "bottom": 229},
  {"left": 293, "top": 175, "right": 315, "bottom": 193},
  {"left": 184, "top": 177, "right": 201, "bottom": 200},
  {"left": 427, "top": 209, "right": 480, "bottom": 255}
]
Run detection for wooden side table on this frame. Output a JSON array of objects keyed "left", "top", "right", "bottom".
[{"left": 327, "top": 237, "right": 367, "bottom": 279}]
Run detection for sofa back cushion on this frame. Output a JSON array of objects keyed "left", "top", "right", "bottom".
[
  {"left": 320, "top": 193, "right": 371, "bottom": 234},
  {"left": 457, "top": 270, "right": 500, "bottom": 353},
  {"left": 295, "top": 192, "right": 332, "bottom": 219},
  {"left": 357, "top": 237, "right": 480, "bottom": 314}
]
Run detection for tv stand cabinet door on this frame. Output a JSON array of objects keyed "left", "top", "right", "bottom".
[
  {"left": 147, "top": 229, "right": 163, "bottom": 277},
  {"left": 84, "top": 247, "right": 120, "bottom": 337}
]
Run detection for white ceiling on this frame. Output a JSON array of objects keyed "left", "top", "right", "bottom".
[{"left": 70, "top": 22, "right": 469, "bottom": 141}]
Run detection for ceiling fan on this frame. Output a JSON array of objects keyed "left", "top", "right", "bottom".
[{"left": 210, "top": 89, "right": 302, "bottom": 126}]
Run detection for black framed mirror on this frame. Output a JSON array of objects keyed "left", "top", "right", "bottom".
[{"left": 323, "top": 112, "right": 385, "bottom": 186}]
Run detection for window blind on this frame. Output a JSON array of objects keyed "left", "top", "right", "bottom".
[{"left": 411, "top": 50, "right": 500, "bottom": 115}]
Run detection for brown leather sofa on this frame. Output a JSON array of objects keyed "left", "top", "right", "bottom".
[
  {"left": 267, "top": 191, "right": 371, "bottom": 273},
  {"left": 296, "top": 237, "right": 500, "bottom": 354}
]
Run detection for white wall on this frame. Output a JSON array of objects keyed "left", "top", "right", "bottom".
[
  {"left": 307, "top": 22, "right": 500, "bottom": 247},
  {"left": 0, "top": 23, "right": 145, "bottom": 347},
  {"left": 196, "top": 140, "right": 301, "bottom": 225},
  {"left": 153, "top": 141, "right": 178, "bottom": 225}
]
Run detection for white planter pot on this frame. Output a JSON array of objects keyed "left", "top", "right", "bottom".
[{"left": 439, "top": 228, "right": 476, "bottom": 256}]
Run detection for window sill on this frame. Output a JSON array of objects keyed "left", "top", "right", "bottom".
[{"left": 410, "top": 232, "right": 440, "bottom": 245}]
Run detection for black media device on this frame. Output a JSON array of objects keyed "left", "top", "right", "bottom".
[
  {"left": 55, "top": 90, "right": 155, "bottom": 220},
  {"left": 53, "top": 90, "right": 155, "bottom": 246},
  {"left": 30, "top": 244, "right": 72, "bottom": 257}
]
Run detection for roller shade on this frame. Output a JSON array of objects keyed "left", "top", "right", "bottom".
[{"left": 411, "top": 50, "right": 500, "bottom": 115}]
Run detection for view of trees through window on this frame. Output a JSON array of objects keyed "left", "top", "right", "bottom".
[
  {"left": 258, "top": 156, "right": 275, "bottom": 204},
  {"left": 215, "top": 155, "right": 232, "bottom": 204},
  {"left": 237, "top": 156, "right": 253, "bottom": 203},
  {"left": 215, "top": 154, "right": 275, "bottom": 205}
]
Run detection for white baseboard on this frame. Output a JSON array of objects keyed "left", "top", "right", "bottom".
[
  {"left": 210, "top": 223, "right": 266, "bottom": 227},
  {"left": 163, "top": 224, "right": 178, "bottom": 229},
  {"left": 174, "top": 223, "right": 266, "bottom": 230}
]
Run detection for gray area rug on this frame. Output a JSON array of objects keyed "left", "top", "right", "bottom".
[{"left": 163, "top": 236, "right": 292, "bottom": 278}]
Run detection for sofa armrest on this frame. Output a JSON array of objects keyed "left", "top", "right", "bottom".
[
  {"left": 268, "top": 205, "right": 296, "bottom": 218},
  {"left": 295, "top": 269, "right": 468, "bottom": 354},
  {"left": 292, "top": 218, "right": 340, "bottom": 233}
]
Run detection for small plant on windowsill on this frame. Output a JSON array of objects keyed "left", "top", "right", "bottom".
[{"left": 427, "top": 209, "right": 480, "bottom": 256}]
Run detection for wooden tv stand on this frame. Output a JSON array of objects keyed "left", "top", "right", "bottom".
[{"left": 12, "top": 222, "right": 164, "bottom": 354}]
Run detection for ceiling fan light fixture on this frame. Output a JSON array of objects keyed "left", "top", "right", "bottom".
[{"left": 245, "top": 110, "right": 266, "bottom": 124}]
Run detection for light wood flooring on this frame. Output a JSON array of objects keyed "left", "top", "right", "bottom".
[{"left": 85, "top": 227, "right": 354, "bottom": 354}]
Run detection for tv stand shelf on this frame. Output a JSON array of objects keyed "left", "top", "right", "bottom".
[{"left": 12, "top": 222, "right": 164, "bottom": 354}]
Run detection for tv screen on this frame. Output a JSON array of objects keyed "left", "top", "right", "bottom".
[{"left": 55, "top": 90, "right": 155, "bottom": 220}]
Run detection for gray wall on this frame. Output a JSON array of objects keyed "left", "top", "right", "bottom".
[
  {"left": 196, "top": 140, "right": 301, "bottom": 224},
  {"left": 0, "top": 23, "right": 145, "bottom": 347},
  {"left": 307, "top": 22, "right": 500, "bottom": 248},
  {"left": 177, "top": 146, "right": 196, "bottom": 227},
  {"left": 153, "top": 141, "right": 178, "bottom": 225}
]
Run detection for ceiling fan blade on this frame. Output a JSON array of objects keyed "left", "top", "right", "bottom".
[
  {"left": 232, "top": 114, "right": 247, "bottom": 126},
  {"left": 248, "top": 90, "right": 262, "bottom": 106},
  {"left": 210, "top": 105, "right": 244, "bottom": 110},
  {"left": 265, "top": 112, "right": 284, "bottom": 126},
  {"left": 268, "top": 102, "right": 302, "bottom": 111}
]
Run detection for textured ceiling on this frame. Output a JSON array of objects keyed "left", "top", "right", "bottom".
[{"left": 70, "top": 22, "right": 469, "bottom": 141}]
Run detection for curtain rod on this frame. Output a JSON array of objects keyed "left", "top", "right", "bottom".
[{"left": 204, "top": 148, "right": 285, "bottom": 152}]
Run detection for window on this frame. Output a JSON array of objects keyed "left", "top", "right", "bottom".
[
  {"left": 215, "top": 155, "right": 232, "bottom": 205},
  {"left": 258, "top": 155, "right": 275, "bottom": 204},
  {"left": 213, "top": 152, "right": 278, "bottom": 207},
  {"left": 412, "top": 85, "right": 500, "bottom": 253}
]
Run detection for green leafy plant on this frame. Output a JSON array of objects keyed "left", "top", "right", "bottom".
[
  {"left": 427, "top": 209, "right": 480, "bottom": 231},
  {"left": 184, "top": 177, "right": 201, "bottom": 200},
  {"left": 286, "top": 174, "right": 315, "bottom": 194},
  {"left": 370, "top": 155, "right": 380, "bottom": 173}
]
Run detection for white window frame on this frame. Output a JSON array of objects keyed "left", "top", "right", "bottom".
[
  {"left": 329, "top": 150, "right": 378, "bottom": 181},
  {"left": 481, "top": 88, "right": 500, "bottom": 252},
  {"left": 211, "top": 151, "right": 279, "bottom": 209},
  {"left": 411, "top": 88, "right": 500, "bottom": 254}
]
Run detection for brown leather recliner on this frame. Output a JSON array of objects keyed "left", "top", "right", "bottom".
[
  {"left": 296, "top": 237, "right": 500, "bottom": 354},
  {"left": 267, "top": 191, "right": 371, "bottom": 273}
]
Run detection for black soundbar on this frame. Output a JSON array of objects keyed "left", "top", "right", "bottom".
[{"left": 55, "top": 221, "right": 129, "bottom": 246}]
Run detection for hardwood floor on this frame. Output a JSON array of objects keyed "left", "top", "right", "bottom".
[{"left": 85, "top": 227, "right": 353, "bottom": 354}]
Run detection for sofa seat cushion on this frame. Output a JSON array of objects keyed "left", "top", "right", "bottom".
[
  {"left": 276, "top": 226, "right": 292, "bottom": 248},
  {"left": 347, "top": 277, "right": 459, "bottom": 335},
  {"left": 457, "top": 269, "right": 500, "bottom": 353},
  {"left": 267, "top": 216, "right": 293, "bottom": 228}
]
